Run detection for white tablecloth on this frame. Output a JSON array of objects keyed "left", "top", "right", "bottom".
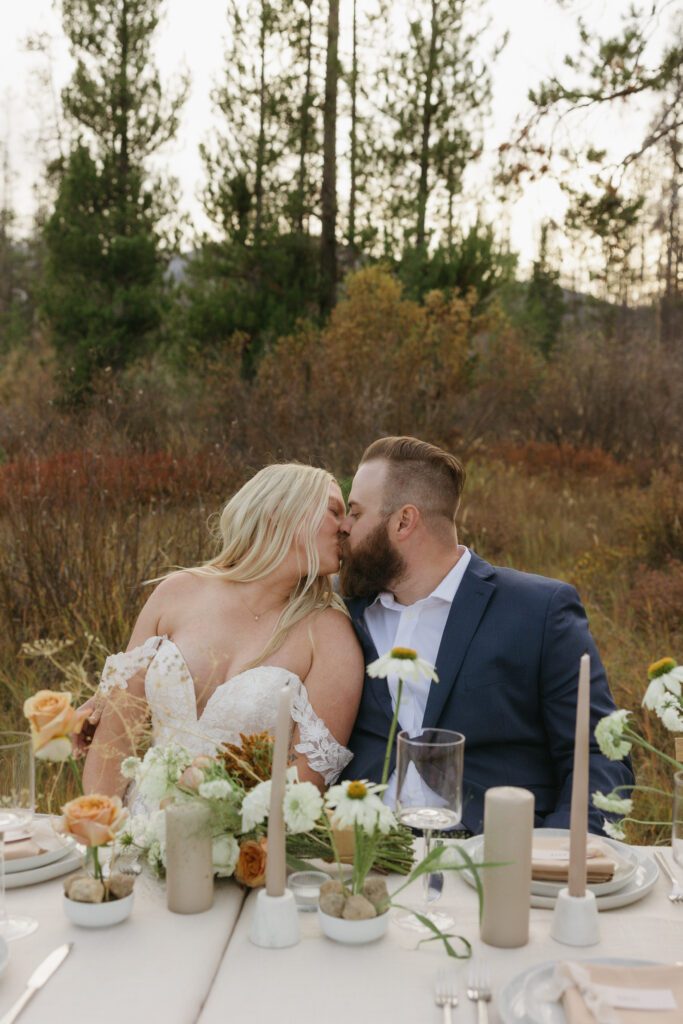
[
  {"left": 199, "top": 847, "right": 683, "bottom": 1024},
  {"left": 2, "top": 848, "right": 681, "bottom": 1024},
  {"left": 1, "top": 871, "right": 245, "bottom": 1024}
]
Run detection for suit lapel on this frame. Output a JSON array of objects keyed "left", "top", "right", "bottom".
[
  {"left": 422, "top": 554, "right": 496, "bottom": 729},
  {"left": 347, "top": 597, "right": 394, "bottom": 724}
]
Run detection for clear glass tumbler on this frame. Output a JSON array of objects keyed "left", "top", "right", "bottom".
[{"left": 673, "top": 770, "right": 683, "bottom": 868}]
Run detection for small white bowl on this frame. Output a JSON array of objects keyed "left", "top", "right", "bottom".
[
  {"left": 318, "top": 906, "right": 389, "bottom": 944},
  {"left": 63, "top": 892, "right": 134, "bottom": 928}
]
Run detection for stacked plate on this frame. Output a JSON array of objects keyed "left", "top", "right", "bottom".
[
  {"left": 3, "top": 816, "right": 83, "bottom": 888},
  {"left": 456, "top": 827, "right": 659, "bottom": 910}
]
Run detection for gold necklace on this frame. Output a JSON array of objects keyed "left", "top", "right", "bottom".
[{"left": 238, "top": 590, "right": 283, "bottom": 622}]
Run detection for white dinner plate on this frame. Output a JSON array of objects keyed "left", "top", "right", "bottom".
[
  {"left": 498, "top": 958, "right": 659, "bottom": 1024},
  {"left": 454, "top": 830, "right": 659, "bottom": 910},
  {"left": 4, "top": 847, "right": 83, "bottom": 889},
  {"left": 4, "top": 817, "right": 77, "bottom": 875}
]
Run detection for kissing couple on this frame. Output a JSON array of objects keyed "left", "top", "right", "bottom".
[{"left": 83, "top": 435, "right": 632, "bottom": 834}]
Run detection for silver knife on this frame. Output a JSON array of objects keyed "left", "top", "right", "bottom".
[{"left": 0, "top": 944, "right": 72, "bottom": 1024}]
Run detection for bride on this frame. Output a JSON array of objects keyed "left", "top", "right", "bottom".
[{"left": 82, "top": 463, "right": 365, "bottom": 799}]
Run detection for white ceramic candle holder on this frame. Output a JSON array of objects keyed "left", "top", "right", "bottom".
[
  {"left": 249, "top": 889, "right": 300, "bottom": 948},
  {"left": 550, "top": 887, "right": 600, "bottom": 946}
]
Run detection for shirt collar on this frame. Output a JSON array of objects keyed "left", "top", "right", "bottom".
[{"left": 371, "top": 546, "right": 471, "bottom": 611}]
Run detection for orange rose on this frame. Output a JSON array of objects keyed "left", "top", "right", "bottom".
[
  {"left": 234, "top": 838, "right": 267, "bottom": 888},
  {"left": 59, "top": 794, "right": 127, "bottom": 847},
  {"left": 23, "top": 690, "right": 89, "bottom": 760}
]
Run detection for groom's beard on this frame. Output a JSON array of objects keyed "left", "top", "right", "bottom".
[{"left": 338, "top": 520, "right": 406, "bottom": 599}]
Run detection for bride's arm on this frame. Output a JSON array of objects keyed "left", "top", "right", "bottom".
[
  {"left": 293, "top": 609, "right": 364, "bottom": 790},
  {"left": 82, "top": 589, "right": 164, "bottom": 797}
]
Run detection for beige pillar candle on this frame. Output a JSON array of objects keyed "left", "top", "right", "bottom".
[
  {"left": 165, "top": 802, "right": 213, "bottom": 914},
  {"left": 265, "top": 682, "right": 293, "bottom": 897},
  {"left": 568, "top": 653, "right": 591, "bottom": 898},
  {"left": 480, "top": 786, "right": 534, "bottom": 948}
]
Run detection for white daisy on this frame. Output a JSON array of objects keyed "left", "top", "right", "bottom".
[
  {"left": 367, "top": 647, "right": 439, "bottom": 685},
  {"left": 325, "top": 780, "right": 392, "bottom": 833}
]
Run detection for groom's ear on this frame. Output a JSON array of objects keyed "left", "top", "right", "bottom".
[{"left": 394, "top": 504, "right": 420, "bottom": 540}]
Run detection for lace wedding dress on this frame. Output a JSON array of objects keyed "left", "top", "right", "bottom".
[{"left": 99, "top": 635, "right": 353, "bottom": 789}]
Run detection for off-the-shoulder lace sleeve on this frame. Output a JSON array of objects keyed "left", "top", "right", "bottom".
[
  {"left": 290, "top": 682, "right": 353, "bottom": 786},
  {"left": 98, "top": 635, "right": 165, "bottom": 695}
]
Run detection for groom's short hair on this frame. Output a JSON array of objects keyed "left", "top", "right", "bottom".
[{"left": 360, "top": 436, "right": 465, "bottom": 525}]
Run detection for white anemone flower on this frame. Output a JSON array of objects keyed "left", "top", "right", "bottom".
[
  {"left": 591, "top": 790, "right": 633, "bottom": 816},
  {"left": 325, "top": 780, "right": 392, "bottom": 833},
  {"left": 594, "top": 710, "right": 632, "bottom": 760},
  {"left": 283, "top": 782, "right": 323, "bottom": 833},
  {"left": 602, "top": 818, "right": 626, "bottom": 841},
  {"left": 241, "top": 780, "right": 271, "bottom": 832},
  {"left": 643, "top": 667, "right": 683, "bottom": 712},
  {"left": 367, "top": 647, "right": 439, "bottom": 685}
]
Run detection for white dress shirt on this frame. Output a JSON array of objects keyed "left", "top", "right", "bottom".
[{"left": 363, "top": 547, "right": 471, "bottom": 804}]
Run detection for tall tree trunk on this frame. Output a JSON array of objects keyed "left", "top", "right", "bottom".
[
  {"left": 117, "top": 0, "right": 130, "bottom": 234},
  {"left": 416, "top": 0, "right": 440, "bottom": 248},
  {"left": 296, "top": 1, "right": 314, "bottom": 234},
  {"left": 320, "top": 0, "right": 339, "bottom": 315},
  {"left": 348, "top": 0, "right": 358, "bottom": 253},
  {"left": 254, "top": 0, "right": 268, "bottom": 241}
]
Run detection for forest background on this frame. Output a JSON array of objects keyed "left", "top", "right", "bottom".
[{"left": 0, "top": 0, "right": 681, "bottom": 840}]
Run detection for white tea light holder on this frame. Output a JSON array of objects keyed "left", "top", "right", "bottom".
[
  {"left": 249, "top": 888, "right": 300, "bottom": 948},
  {"left": 550, "top": 887, "right": 600, "bottom": 946}
]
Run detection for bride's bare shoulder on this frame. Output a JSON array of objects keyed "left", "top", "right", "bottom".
[{"left": 308, "top": 606, "right": 360, "bottom": 651}]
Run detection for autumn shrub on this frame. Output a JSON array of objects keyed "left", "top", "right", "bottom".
[
  {"left": 490, "top": 440, "right": 628, "bottom": 481},
  {"left": 628, "top": 559, "right": 683, "bottom": 632}
]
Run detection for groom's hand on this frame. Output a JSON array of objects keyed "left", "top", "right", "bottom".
[{"left": 72, "top": 696, "right": 102, "bottom": 756}]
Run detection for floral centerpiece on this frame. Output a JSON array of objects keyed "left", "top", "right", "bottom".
[
  {"left": 592, "top": 656, "right": 683, "bottom": 840},
  {"left": 23, "top": 689, "right": 133, "bottom": 905}
]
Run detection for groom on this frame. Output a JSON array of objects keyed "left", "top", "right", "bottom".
[{"left": 338, "top": 435, "right": 633, "bottom": 835}]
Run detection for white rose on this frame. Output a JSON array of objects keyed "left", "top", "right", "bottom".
[
  {"left": 241, "top": 781, "right": 271, "bottom": 832},
  {"left": 35, "top": 736, "right": 73, "bottom": 762},
  {"left": 212, "top": 835, "right": 239, "bottom": 877}
]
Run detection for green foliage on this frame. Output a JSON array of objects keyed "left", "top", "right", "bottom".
[{"left": 398, "top": 222, "right": 517, "bottom": 307}]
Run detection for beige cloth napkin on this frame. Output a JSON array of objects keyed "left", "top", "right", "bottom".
[
  {"left": 553, "top": 962, "right": 683, "bottom": 1024},
  {"left": 531, "top": 836, "right": 617, "bottom": 882},
  {"left": 3, "top": 837, "right": 46, "bottom": 861}
]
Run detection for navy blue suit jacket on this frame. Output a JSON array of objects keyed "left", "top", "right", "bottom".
[{"left": 341, "top": 552, "right": 633, "bottom": 835}]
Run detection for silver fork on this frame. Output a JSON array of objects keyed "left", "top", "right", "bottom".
[
  {"left": 467, "top": 959, "right": 492, "bottom": 1024},
  {"left": 434, "top": 969, "right": 459, "bottom": 1024},
  {"left": 654, "top": 851, "right": 683, "bottom": 902}
]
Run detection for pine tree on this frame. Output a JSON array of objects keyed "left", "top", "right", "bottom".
[{"left": 42, "top": 0, "right": 187, "bottom": 398}]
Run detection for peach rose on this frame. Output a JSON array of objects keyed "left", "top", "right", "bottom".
[
  {"left": 177, "top": 765, "right": 205, "bottom": 791},
  {"left": 23, "top": 690, "right": 89, "bottom": 760},
  {"left": 59, "top": 794, "right": 127, "bottom": 847},
  {"left": 234, "top": 838, "right": 267, "bottom": 888}
]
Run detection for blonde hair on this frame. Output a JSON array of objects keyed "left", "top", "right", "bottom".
[{"left": 184, "top": 463, "right": 347, "bottom": 663}]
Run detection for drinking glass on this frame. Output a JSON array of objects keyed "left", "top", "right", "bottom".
[
  {"left": 394, "top": 728, "right": 465, "bottom": 932},
  {"left": 673, "top": 770, "right": 683, "bottom": 868},
  {"left": 0, "top": 732, "right": 38, "bottom": 940}
]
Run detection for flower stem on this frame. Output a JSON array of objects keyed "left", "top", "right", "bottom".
[
  {"left": 68, "top": 756, "right": 83, "bottom": 796},
  {"left": 625, "top": 727, "right": 683, "bottom": 771},
  {"left": 381, "top": 677, "right": 403, "bottom": 787}
]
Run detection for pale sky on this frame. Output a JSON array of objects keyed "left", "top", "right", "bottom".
[{"left": 0, "top": 0, "right": 664, "bottom": 271}]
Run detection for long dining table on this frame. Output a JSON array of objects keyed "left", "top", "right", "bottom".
[{"left": 2, "top": 845, "right": 681, "bottom": 1024}]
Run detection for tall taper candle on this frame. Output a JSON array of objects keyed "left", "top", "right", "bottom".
[
  {"left": 568, "top": 653, "right": 591, "bottom": 898},
  {"left": 265, "top": 682, "right": 293, "bottom": 897}
]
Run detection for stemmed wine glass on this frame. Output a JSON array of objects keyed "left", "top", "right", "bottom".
[
  {"left": 394, "top": 728, "right": 465, "bottom": 932},
  {"left": 0, "top": 732, "right": 39, "bottom": 940}
]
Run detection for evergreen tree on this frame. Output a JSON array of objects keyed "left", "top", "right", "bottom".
[{"left": 42, "top": 0, "right": 187, "bottom": 398}]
